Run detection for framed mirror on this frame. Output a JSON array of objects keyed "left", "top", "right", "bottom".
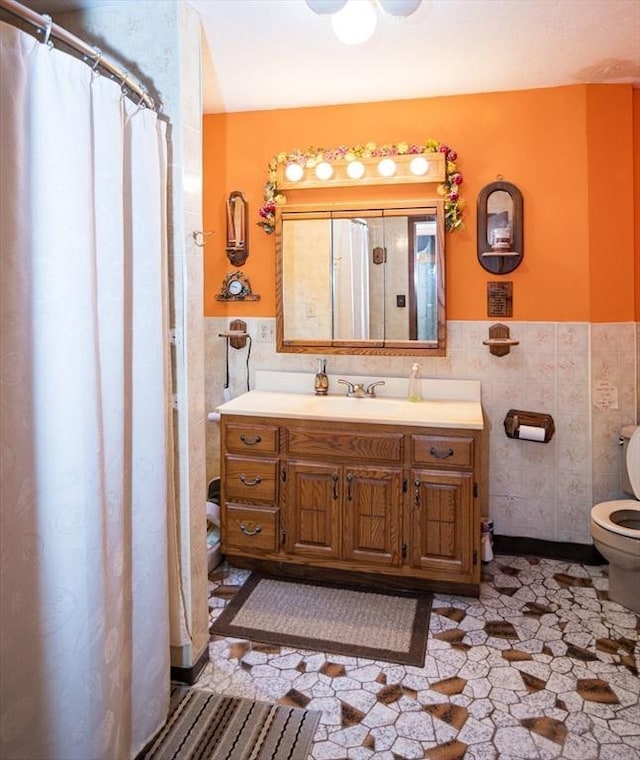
[
  {"left": 276, "top": 200, "right": 445, "bottom": 355},
  {"left": 476, "top": 180, "right": 523, "bottom": 274}
]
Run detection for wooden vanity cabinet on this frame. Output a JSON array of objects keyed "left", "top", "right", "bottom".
[
  {"left": 221, "top": 421, "right": 281, "bottom": 555},
  {"left": 283, "top": 423, "right": 404, "bottom": 567},
  {"left": 283, "top": 460, "right": 342, "bottom": 559},
  {"left": 220, "top": 415, "right": 482, "bottom": 595},
  {"left": 409, "top": 433, "right": 477, "bottom": 579},
  {"left": 284, "top": 460, "right": 403, "bottom": 566}
]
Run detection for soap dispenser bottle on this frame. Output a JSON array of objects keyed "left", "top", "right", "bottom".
[
  {"left": 314, "top": 358, "right": 329, "bottom": 396},
  {"left": 408, "top": 362, "right": 422, "bottom": 402}
]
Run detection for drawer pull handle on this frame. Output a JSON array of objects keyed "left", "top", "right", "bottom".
[
  {"left": 240, "top": 522, "right": 262, "bottom": 536},
  {"left": 430, "top": 446, "right": 455, "bottom": 459},
  {"left": 240, "top": 474, "right": 262, "bottom": 487},
  {"left": 240, "top": 434, "right": 262, "bottom": 446}
]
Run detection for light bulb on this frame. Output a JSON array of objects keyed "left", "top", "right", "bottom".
[
  {"left": 330, "top": 0, "right": 377, "bottom": 45},
  {"left": 377, "top": 158, "right": 397, "bottom": 177},
  {"left": 346, "top": 160, "right": 365, "bottom": 179},
  {"left": 315, "top": 161, "right": 334, "bottom": 180},
  {"left": 377, "top": 0, "right": 422, "bottom": 16},
  {"left": 305, "top": 0, "right": 347, "bottom": 13},
  {"left": 409, "top": 156, "right": 429, "bottom": 176},
  {"left": 285, "top": 163, "right": 304, "bottom": 182}
]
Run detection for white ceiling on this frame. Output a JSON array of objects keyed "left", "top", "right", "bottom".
[
  {"left": 17, "top": 0, "right": 640, "bottom": 114},
  {"left": 191, "top": 0, "right": 640, "bottom": 113}
]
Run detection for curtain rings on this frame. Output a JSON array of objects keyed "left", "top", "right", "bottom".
[
  {"left": 91, "top": 47, "right": 103, "bottom": 72},
  {"left": 137, "top": 89, "right": 149, "bottom": 109},
  {"left": 119, "top": 70, "right": 131, "bottom": 96},
  {"left": 41, "top": 14, "right": 53, "bottom": 48}
]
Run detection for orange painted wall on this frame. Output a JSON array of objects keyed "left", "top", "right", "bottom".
[
  {"left": 203, "top": 84, "right": 637, "bottom": 322},
  {"left": 586, "top": 86, "right": 636, "bottom": 322}
]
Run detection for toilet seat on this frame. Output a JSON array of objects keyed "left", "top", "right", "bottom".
[
  {"left": 591, "top": 500, "right": 640, "bottom": 538},
  {"left": 625, "top": 426, "right": 640, "bottom": 498}
]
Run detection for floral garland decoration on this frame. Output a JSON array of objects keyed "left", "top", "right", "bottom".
[{"left": 257, "top": 140, "right": 464, "bottom": 234}]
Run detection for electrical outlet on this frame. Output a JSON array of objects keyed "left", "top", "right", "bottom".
[{"left": 256, "top": 320, "right": 275, "bottom": 342}]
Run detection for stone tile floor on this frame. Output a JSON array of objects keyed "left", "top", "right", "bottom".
[{"left": 196, "top": 555, "right": 640, "bottom": 759}]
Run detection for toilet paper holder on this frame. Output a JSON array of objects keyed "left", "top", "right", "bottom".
[{"left": 504, "top": 409, "right": 555, "bottom": 443}]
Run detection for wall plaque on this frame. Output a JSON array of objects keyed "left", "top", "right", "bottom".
[{"left": 487, "top": 281, "right": 513, "bottom": 317}]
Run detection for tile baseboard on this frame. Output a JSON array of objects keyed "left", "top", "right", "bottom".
[{"left": 494, "top": 535, "right": 606, "bottom": 565}]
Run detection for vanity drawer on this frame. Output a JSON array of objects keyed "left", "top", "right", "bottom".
[
  {"left": 224, "top": 505, "right": 279, "bottom": 554},
  {"left": 224, "top": 456, "right": 278, "bottom": 503},
  {"left": 412, "top": 435, "right": 474, "bottom": 468},
  {"left": 287, "top": 427, "right": 403, "bottom": 463},
  {"left": 224, "top": 422, "right": 279, "bottom": 454}
]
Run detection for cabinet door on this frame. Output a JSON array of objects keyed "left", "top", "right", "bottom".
[
  {"left": 285, "top": 461, "right": 341, "bottom": 559},
  {"left": 343, "top": 466, "right": 403, "bottom": 566},
  {"left": 410, "top": 469, "right": 473, "bottom": 577}
]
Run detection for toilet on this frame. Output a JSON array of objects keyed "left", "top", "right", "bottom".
[{"left": 590, "top": 425, "right": 640, "bottom": 613}]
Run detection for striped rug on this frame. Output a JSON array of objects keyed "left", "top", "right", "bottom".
[{"left": 139, "top": 687, "right": 320, "bottom": 760}]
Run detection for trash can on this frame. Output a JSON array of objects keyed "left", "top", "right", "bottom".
[{"left": 481, "top": 517, "right": 494, "bottom": 563}]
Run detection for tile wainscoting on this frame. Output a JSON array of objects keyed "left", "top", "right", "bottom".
[{"left": 205, "top": 319, "right": 638, "bottom": 547}]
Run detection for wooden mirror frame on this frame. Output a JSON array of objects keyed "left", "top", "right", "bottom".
[
  {"left": 476, "top": 180, "right": 524, "bottom": 274},
  {"left": 275, "top": 199, "right": 446, "bottom": 356}
]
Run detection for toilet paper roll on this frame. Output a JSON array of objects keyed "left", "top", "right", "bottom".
[{"left": 518, "top": 424, "right": 546, "bottom": 442}]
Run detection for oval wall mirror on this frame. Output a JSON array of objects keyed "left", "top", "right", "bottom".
[{"left": 476, "top": 180, "right": 523, "bottom": 274}]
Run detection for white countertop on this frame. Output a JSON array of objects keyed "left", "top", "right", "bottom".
[{"left": 215, "top": 389, "right": 484, "bottom": 430}]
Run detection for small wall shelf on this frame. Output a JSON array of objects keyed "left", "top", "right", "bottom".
[{"left": 483, "top": 323, "right": 519, "bottom": 357}]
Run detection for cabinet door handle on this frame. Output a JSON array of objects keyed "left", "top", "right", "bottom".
[
  {"left": 240, "top": 434, "right": 262, "bottom": 445},
  {"left": 414, "top": 480, "right": 421, "bottom": 507},
  {"left": 240, "top": 474, "right": 262, "bottom": 487},
  {"left": 332, "top": 473, "right": 339, "bottom": 500},
  {"left": 346, "top": 472, "right": 353, "bottom": 501},
  {"left": 240, "top": 522, "right": 262, "bottom": 536},
  {"left": 430, "top": 446, "right": 455, "bottom": 459}
]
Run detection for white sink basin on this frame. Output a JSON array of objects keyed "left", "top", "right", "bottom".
[
  {"left": 297, "top": 396, "right": 408, "bottom": 417},
  {"left": 216, "top": 390, "right": 483, "bottom": 430}
]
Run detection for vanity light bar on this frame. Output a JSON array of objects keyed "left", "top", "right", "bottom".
[{"left": 277, "top": 152, "right": 446, "bottom": 190}]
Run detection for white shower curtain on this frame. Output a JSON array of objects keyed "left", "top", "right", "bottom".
[{"left": 0, "top": 21, "right": 171, "bottom": 760}]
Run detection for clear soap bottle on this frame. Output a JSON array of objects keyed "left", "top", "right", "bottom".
[{"left": 408, "top": 362, "right": 422, "bottom": 402}]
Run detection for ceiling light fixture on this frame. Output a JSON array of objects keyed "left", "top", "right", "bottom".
[
  {"left": 306, "top": 0, "right": 422, "bottom": 45},
  {"left": 305, "top": 0, "right": 347, "bottom": 13},
  {"left": 377, "top": 0, "right": 421, "bottom": 16},
  {"left": 330, "top": 0, "right": 377, "bottom": 45}
]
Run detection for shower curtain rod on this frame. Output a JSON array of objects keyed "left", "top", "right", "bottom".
[{"left": 0, "top": 0, "right": 155, "bottom": 109}]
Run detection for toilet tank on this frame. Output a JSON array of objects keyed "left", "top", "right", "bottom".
[{"left": 621, "top": 425, "right": 639, "bottom": 497}]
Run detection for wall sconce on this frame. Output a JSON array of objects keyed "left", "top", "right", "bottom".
[
  {"left": 226, "top": 191, "right": 249, "bottom": 266},
  {"left": 277, "top": 151, "right": 445, "bottom": 190}
]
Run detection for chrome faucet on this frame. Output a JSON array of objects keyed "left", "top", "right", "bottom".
[
  {"left": 365, "top": 380, "right": 385, "bottom": 397},
  {"left": 337, "top": 379, "right": 366, "bottom": 398},
  {"left": 337, "top": 379, "right": 386, "bottom": 398}
]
